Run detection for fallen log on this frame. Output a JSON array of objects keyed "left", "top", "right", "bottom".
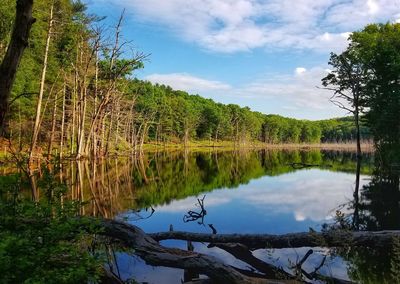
[
  {"left": 210, "top": 242, "right": 290, "bottom": 279},
  {"left": 97, "top": 220, "right": 398, "bottom": 283},
  {"left": 100, "top": 219, "right": 289, "bottom": 284},
  {"left": 149, "top": 230, "right": 400, "bottom": 250}
]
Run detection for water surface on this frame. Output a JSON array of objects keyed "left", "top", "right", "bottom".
[{"left": 50, "top": 149, "right": 392, "bottom": 283}]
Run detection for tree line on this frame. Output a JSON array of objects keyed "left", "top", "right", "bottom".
[
  {"left": 129, "top": 80, "right": 370, "bottom": 146},
  {"left": 0, "top": 0, "right": 370, "bottom": 161}
]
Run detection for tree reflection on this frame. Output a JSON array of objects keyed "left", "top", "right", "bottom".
[
  {"left": 338, "top": 146, "right": 400, "bottom": 283},
  {"left": 11, "top": 149, "right": 374, "bottom": 220}
]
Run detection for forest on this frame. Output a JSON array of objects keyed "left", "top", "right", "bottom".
[
  {"left": 1, "top": 0, "right": 400, "bottom": 283},
  {"left": 0, "top": 0, "right": 370, "bottom": 162}
]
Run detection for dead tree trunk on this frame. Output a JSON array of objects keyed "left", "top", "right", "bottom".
[
  {"left": 59, "top": 82, "right": 66, "bottom": 159},
  {"left": 29, "top": 3, "right": 54, "bottom": 168},
  {"left": 47, "top": 89, "right": 58, "bottom": 161},
  {"left": 149, "top": 230, "right": 400, "bottom": 249},
  {"left": 97, "top": 220, "right": 370, "bottom": 284},
  {"left": 0, "top": 0, "right": 35, "bottom": 135},
  {"left": 100, "top": 219, "right": 259, "bottom": 284}
]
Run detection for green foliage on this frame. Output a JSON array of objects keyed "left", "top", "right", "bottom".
[
  {"left": 2, "top": 0, "right": 368, "bottom": 147},
  {"left": 0, "top": 172, "right": 104, "bottom": 283},
  {"left": 123, "top": 150, "right": 373, "bottom": 208},
  {"left": 0, "top": 0, "right": 14, "bottom": 58},
  {"left": 351, "top": 23, "right": 400, "bottom": 150},
  {"left": 129, "top": 79, "right": 366, "bottom": 145},
  {"left": 326, "top": 23, "right": 400, "bottom": 160}
]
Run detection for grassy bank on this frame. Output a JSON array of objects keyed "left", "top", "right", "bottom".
[
  {"left": 141, "top": 140, "right": 375, "bottom": 153},
  {"left": 0, "top": 138, "right": 374, "bottom": 162}
]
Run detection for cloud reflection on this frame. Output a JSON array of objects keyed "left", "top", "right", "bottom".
[{"left": 154, "top": 169, "right": 369, "bottom": 223}]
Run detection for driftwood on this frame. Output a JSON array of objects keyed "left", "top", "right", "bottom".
[
  {"left": 149, "top": 230, "right": 400, "bottom": 249},
  {"left": 100, "top": 219, "right": 286, "bottom": 284},
  {"left": 210, "top": 242, "right": 290, "bottom": 279},
  {"left": 211, "top": 244, "right": 354, "bottom": 284},
  {"left": 98, "top": 219, "right": 399, "bottom": 283}
]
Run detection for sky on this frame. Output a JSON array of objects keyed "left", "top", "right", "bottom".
[{"left": 86, "top": 0, "right": 400, "bottom": 120}]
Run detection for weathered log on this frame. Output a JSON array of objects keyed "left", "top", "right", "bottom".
[
  {"left": 210, "top": 243, "right": 290, "bottom": 279},
  {"left": 149, "top": 230, "right": 400, "bottom": 250},
  {"left": 96, "top": 220, "right": 398, "bottom": 283},
  {"left": 100, "top": 219, "right": 277, "bottom": 284},
  {"left": 212, "top": 244, "right": 354, "bottom": 284}
]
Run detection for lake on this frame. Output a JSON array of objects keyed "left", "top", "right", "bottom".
[{"left": 23, "top": 148, "right": 400, "bottom": 283}]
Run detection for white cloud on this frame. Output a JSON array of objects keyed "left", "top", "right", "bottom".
[
  {"left": 97, "top": 0, "right": 400, "bottom": 53},
  {"left": 145, "top": 67, "right": 347, "bottom": 113},
  {"left": 145, "top": 73, "right": 232, "bottom": 93},
  {"left": 295, "top": 67, "right": 307, "bottom": 75},
  {"left": 239, "top": 67, "right": 337, "bottom": 110},
  {"left": 155, "top": 195, "right": 231, "bottom": 213},
  {"left": 367, "top": 0, "right": 379, "bottom": 15}
]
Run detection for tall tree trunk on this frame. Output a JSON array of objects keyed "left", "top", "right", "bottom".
[
  {"left": 353, "top": 156, "right": 361, "bottom": 230},
  {"left": 0, "top": 0, "right": 35, "bottom": 135},
  {"left": 354, "top": 105, "right": 362, "bottom": 159},
  {"left": 76, "top": 82, "right": 87, "bottom": 159},
  {"left": 47, "top": 88, "right": 58, "bottom": 161},
  {"left": 59, "top": 82, "right": 66, "bottom": 159},
  {"left": 29, "top": 3, "right": 54, "bottom": 168}
]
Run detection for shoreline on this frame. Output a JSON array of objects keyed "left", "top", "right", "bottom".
[
  {"left": 140, "top": 141, "right": 375, "bottom": 153},
  {"left": 0, "top": 139, "right": 375, "bottom": 159}
]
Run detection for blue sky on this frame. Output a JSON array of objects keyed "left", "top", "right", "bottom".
[{"left": 86, "top": 0, "right": 400, "bottom": 120}]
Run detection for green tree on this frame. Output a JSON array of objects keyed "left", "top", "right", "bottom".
[
  {"left": 351, "top": 23, "right": 400, "bottom": 159},
  {"left": 322, "top": 47, "right": 366, "bottom": 157}
]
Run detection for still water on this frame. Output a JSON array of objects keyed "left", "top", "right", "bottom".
[{"left": 51, "top": 149, "right": 399, "bottom": 283}]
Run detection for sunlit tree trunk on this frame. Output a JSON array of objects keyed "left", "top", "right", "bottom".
[
  {"left": 59, "top": 82, "right": 66, "bottom": 159},
  {"left": 47, "top": 86, "right": 58, "bottom": 160},
  {"left": 29, "top": 3, "right": 54, "bottom": 168}
]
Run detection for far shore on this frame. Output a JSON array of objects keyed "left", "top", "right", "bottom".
[
  {"left": 140, "top": 140, "right": 375, "bottom": 153},
  {"left": 0, "top": 139, "right": 374, "bottom": 161}
]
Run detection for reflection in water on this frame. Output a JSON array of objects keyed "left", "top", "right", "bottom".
[
  {"left": 51, "top": 149, "right": 373, "bottom": 220},
  {"left": 12, "top": 149, "right": 395, "bottom": 283},
  {"left": 336, "top": 147, "right": 400, "bottom": 284}
]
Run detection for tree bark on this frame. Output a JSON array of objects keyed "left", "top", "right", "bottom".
[
  {"left": 59, "top": 82, "right": 66, "bottom": 159},
  {"left": 47, "top": 89, "right": 58, "bottom": 161},
  {"left": 354, "top": 105, "right": 361, "bottom": 159},
  {"left": 0, "top": 0, "right": 35, "bottom": 135},
  {"left": 29, "top": 3, "right": 54, "bottom": 168},
  {"left": 98, "top": 220, "right": 369, "bottom": 284},
  {"left": 100, "top": 219, "right": 255, "bottom": 284},
  {"left": 149, "top": 230, "right": 400, "bottom": 249}
]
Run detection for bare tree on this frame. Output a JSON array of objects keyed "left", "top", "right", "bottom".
[{"left": 29, "top": 2, "right": 54, "bottom": 168}]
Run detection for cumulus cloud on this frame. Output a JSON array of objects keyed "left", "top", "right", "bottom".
[
  {"left": 145, "top": 73, "right": 232, "bottom": 93},
  {"left": 295, "top": 67, "right": 307, "bottom": 75},
  {"left": 239, "top": 66, "right": 336, "bottom": 110},
  {"left": 96, "top": 0, "right": 400, "bottom": 53},
  {"left": 145, "top": 67, "right": 347, "bottom": 113}
]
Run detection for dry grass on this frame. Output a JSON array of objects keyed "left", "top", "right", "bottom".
[{"left": 141, "top": 140, "right": 375, "bottom": 153}]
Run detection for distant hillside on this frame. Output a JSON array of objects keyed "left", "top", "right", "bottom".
[{"left": 128, "top": 78, "right": 370, "bottom": 144}]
